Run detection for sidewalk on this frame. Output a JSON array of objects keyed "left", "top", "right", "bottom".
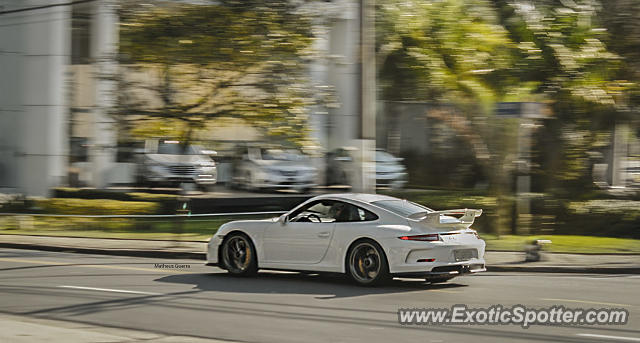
[{"left": 1, "top": 234, "right": 639, "bottom": 274}]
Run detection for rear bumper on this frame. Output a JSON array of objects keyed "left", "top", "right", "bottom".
[
  {"left": 145, "top": 168, "right": 217, "bottom": 185},
  {"left": 385, "top": 236, "right": 487, "bottom": 275},
  {"left": 393, "top": 263, "right": 486, "bottom": 278},
  {"left": 254, "top": 182, "right": 316, "bottom": 189}
]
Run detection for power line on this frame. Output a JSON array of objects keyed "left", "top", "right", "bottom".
[{"left": 0, "top": 0, "right": 98, "bottom": 16}]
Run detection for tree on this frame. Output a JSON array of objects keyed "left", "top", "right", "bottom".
[
  {"left": 492, "top": 0, "right": 634, "bottom": 192},
  {"left": 111, "top": 0, "right": 321, "bottom": 147},
  {"left": 377, "top": 0, "right": 633, "bottom": 189},
  {"left": 376, "top": 0, "right": 635, "bottom": 234}
]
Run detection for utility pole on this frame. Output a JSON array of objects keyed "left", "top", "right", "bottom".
[
  {"left": 496, "top": 102, "right": 544, "bottom": 235},
  {"left": 352, "top": 0, "right": 376, "bottom": 193}
]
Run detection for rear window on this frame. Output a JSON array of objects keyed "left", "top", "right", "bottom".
[{"left": 372, "top": 200, "right": 433, "bottom": 217}]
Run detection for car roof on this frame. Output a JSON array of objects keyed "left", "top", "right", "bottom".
[{"left": 312, "top": 193, "right": 399, "bottom": 204}]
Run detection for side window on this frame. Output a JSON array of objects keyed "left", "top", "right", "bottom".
[
  {"left": 334, "top": 202, "right": 379, "bottom": 223},
  {"left": 289, "top": 200, "right": 335, "bottom": 223},
  {"left": 356, "top": 207, "right": 378, "bottom": 221},
  {"left": 288, "top": 200, "right": 379, "bottom": 223}
]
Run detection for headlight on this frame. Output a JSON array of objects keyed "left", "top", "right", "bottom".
[{"left": 199, "top": 161, "right": 216, "bottom": 167}]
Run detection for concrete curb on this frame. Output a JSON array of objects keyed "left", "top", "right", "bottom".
[
  {"left": 0, "top": 242, "right": 205, "bottom": 260},
  {"left": 486, "top": 265, "right": 640, "bottom": 274},
  {"left": 2, "top": 242, "right": 638, "bottom": 274}
]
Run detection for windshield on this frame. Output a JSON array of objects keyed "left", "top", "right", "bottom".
[
  {"left": 261, "top": 149, "right": 308, "bottom": 161},
  {"left": 372, "top": 200, "right": 433, "bottom": 217},
  {"left": 375, "top": 150, "right": 396, "bottom": 162},
  {"left": 157, "top": 142, "right": 199, "bottom": 155}
]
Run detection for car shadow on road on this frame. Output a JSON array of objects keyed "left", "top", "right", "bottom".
[{"left": 155, "top": 271, "right": 468, "bottom": 299}]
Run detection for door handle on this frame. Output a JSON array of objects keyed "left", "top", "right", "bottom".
[{"left": 318, "top": 232, "right": 331, "bottom": 238}]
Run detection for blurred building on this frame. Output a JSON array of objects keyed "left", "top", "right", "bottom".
[
  {"left": 4, "top": 0, "right": 632, "bottom": 196},
  {"left": 0, "top": 0, "right": 117, "bottom": 195},
  {"left": 0, "top": 0, "right": 374, "bottom": 196}
]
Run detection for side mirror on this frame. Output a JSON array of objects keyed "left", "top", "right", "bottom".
[{"left": 278, "top": 215, "right": 288, "bottom": 225}]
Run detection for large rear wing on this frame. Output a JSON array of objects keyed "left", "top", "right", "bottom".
[{"left": 412, "top": 209, "right": 483, "bottom": 229}]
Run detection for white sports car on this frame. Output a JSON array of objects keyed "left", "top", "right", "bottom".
[{"left": 206, "top": 193, "right": 486, "bottom": 286}]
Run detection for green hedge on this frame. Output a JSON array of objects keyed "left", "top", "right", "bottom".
[
  {"left": 53, "top": 188, "right": 179, "bottom": 213},
  {"left": 568, "top": 200, "right": 640, "bottom": 219},
  {"left": 54, "top": 187, "right": 180, "bottom": 202},
  {"left": 380, "top": 190, "right": 640, "bottom": 238},
  {"left": 564, "top": 199, "right": 640, "bottom": 238},
  {"left": 34, "top": 198, "right": 160, "bottom": 215}
]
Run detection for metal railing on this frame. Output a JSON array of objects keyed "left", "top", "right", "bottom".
[{"left": 0, "top": 211, "right": 286, "bottom": 219}]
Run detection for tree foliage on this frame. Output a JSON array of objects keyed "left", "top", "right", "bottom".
[
  {"left": 377, "top": 0, "right": 515, "bottom": 108},
  {"left": 113, "top": 0, "right": 319, "bottom": 146},
  {"left": 377, "top": 0, "right": 637, "bottom": 194}
]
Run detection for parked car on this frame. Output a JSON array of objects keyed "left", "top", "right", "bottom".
[
  {"left": 230, "top": 145, "right": 317, "bottom": 192},
  {"left": 136, "top": 139, "right": 217, "bottom": 190},
  {"left": 206, "top": 193, "right": 486, "bottom": 286},
  {"left": 374, "top": 149, "right": 408, "bottom": 188},
  {"left": 326, "top": 148, "right": 407, "bottom": 189}
]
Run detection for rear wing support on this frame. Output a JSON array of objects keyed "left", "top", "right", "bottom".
[{"left": 419, "top": 208, "right": 483, "bottom": 228}]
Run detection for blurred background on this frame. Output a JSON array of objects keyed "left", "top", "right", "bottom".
[{"left": 1, "top": 0, "right": 639, "bottom": 252}]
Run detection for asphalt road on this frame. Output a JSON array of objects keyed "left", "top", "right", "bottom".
[{"left": 1, "top": 248, "right": 639, "bottom": 343}]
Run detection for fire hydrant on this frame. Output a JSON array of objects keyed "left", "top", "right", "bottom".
[{"left": 524, "top": 239, "right": 552, "bottom": 262}]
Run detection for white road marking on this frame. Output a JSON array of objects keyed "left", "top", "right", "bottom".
[
  {"left": 541, "top": 298, "right": 631, "bottom": 308},
  {"left": 58, "top": 285, "right": 160, "bottom": 296},
  {"left": 0, "top": 257, "right": 189, "bottom": 274},
  {"left": 576, "top": 333, "right": 640, "bottom": 342},
  {"left": 579, "top": 275, "right": 640, "bottom": 280}
]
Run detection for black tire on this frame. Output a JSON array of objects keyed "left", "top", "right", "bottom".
[
  {"left": 220, "top": 233, "right": 258, "bottom": 276},
  {"left": 340, "top": 172, "right": 349, "bottom": 185},
  {"left": 136, "top": 172, "right": 150, "bottom": 188},
  {"left": 244, "top": 171, "right": 256, "bottom": 192},
  {"left": 197, "top": 184, "right": 214, "bottom": 193},
  {"left": 346, "top": 239, "right": 390, "bottom": 286},
  {"left": 425, "top": 276, "right": 455, "bottom": 284}
]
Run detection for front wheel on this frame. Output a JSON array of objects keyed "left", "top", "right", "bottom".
[
  {"left": 346, "top": 240, "right": 390, "bottom": 286},
  {"left": 220, "top": 233, "right": 258, "bottom": 276}
]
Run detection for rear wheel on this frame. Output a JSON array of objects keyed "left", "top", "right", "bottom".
[
  {"left": 244, "top": 171, "right": 257, "bottom": 192},
  {"left": 346, "top": 240, "right": 390, "bottom": 286},
  {"left": 220, "top": 233, "right": 258, "bottom": 276},
  {"left": 340, "top": 172, "right": 349, "bottom": 185}
]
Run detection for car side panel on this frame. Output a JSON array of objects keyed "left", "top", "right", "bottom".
[{"left": 208, "top": 196, "right": 487, "bottom": 276}]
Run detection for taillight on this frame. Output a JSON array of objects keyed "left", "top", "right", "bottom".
[{"left": 398, "top": 234, "right": 440, "bottom": 241}]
